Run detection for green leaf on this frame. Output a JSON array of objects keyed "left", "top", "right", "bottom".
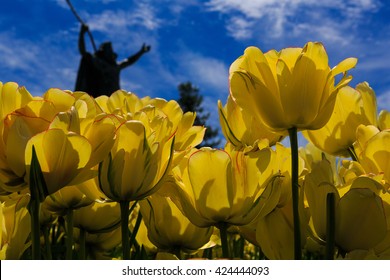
[{"left": 29, "top": 145, "right": 49, "bottom": 202}]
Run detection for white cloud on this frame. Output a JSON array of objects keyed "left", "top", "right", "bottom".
[
  {"left": 376, "top": 90, "right": 390, "bottom": 112},
  {"left": 85, "top": 2, "right": 162, "bottom": 33},
  {"left": 205, "top": 0, "right": 381, "bottom": 41},
  {"left": 0, "top": 32, "right": 79, "bottom": 95},
  {"left": 176, "top": 51, "right": 228, "bottom": 98}
]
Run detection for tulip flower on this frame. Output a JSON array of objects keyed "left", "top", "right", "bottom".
[
  {"left": 99, "top": 118, "right": 174, "bottom": 259},
  {"left": 218, "top": 95, "right": 284, "bottom": 151},
  {"left": 305, "top": 159, "right": 387, "bottom": 254},
  {"left": 25, "top": 128, "right": 95, "bottom": 195},
  {"left": 139, "top": 193, "right": 213, "bottom": 256},
  {"left": 230, "top": 42, "right": 357, "bottom": 132},
  {"left": 229, "top": 41, "right": 357, "bottom": 259},
  {"left": 98, "top": 120, "right": 174, "bottom": 202},
  {"left": 0, "top": 88, "right": 81, "bottom": 193},
  {"left": 73, "top": 200, "right": 121, "bottom": 259},
  {"left": 0, "top": 194, "right": 31, "bottom": 259},
  {"left": 304, "top": 83, "right": 377, "bottom": 157},
  {"left": 0, "top": 82, "right": 33, "bottom": 120},
  {"left": 162, "top": 144, "right": 281, "bottom": 258},
  {"left": 353, "top": 125, "right": 390, "bottom": 187}
]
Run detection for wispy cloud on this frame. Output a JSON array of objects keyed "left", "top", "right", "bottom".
[
  {"left": 0, "top": 31, "right": 78, "bottom": 95},
  {"left": 85, "top": 2, "right": 162, "bottom": 33},
  {"left": 176, "top": 51, "right": 228, "bottom": 98},
  {"left": 205, "top": 0, "right": 381, "bottom": 41}
]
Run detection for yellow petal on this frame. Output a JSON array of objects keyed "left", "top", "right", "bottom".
[
  {"left": 331, "top": 57, "right": 358, "bottom": 76},
  {"left": 356, "top": 82, "right": 377, "bottom": 127},
  {"left": 84, "top": 116, "right": 116, "bottom": 167},
  {"left": 188, "top": 148, "right": 232, "bottom": 222},
  {"left": 25, "top": 129, "right": 92, "bottom": 194},
  {"left": 304, "top": 159, "right": 339, "bottom": 239},
  {"left": 284, "top": 42, "right": 329, "bottom": 126},
  {"left": 0, "top": 82, "right": 33, "bottom": 120},
  {"left": 378, "top": 110, "right": 390, "bottom": 130},
  {"left": 43, "top": 88, "right": 75, "bottom": 112},
  {"left": 336, "top": 188, "right": 387, "bottom": 252},
  {"left": 256, "top": 206, "right": 294, "bottom": 260}
]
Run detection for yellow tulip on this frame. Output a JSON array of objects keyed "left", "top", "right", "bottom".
[
  {"left": 163, "top": 144, "right": 281, "bottom": 228},
  {"left": 304, "top": 83, "right": 377, "bottom": 157},
  {"left": 304, "top": 159, "right": 387, "bottom": 253},
  {"left": 0, "top": 88, "right": 80, "bottom": 193},
  {"left": 353, "top": 125, "right": 390, "bottom": 187},
  {"left": 218, "top": 95, "right": 284, "bottom": 150},
  {"left": 139, "top": 193, "right": 213, "bottom": 252},
  {"left": 0, "top": 82, "right": 33, "bottom": 120},
  {"left": 76, "top": 226, "right": 122, "bottom": 258},
  {"left": 73, "top": 201, "right": 121, "bottom": 233},
  {"left": 98, "top": 120, "right": 174, "bottom": 201},
  {"left": 49, "top": 107, "right": 116, "bottom": 168},
  {"left": 230, "top": 42, "right": 357, "bottom": 131},
  {"left": 0, "top": 194, "right": 31, "bottom": 259},
  {"left": 43, "top": 184, "right": 96, "bottom": 216},
  {"left": 25, "top": 128, "right": 95, "bottom": 195}
]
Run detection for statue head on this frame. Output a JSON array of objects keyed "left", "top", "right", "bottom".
[{"left": 96, "top": 41, "right": 118, "bottom": 63}]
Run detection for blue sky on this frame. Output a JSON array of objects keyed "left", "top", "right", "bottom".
[{"left": 1, "top": 0, "right": 390, "bottom": 141}]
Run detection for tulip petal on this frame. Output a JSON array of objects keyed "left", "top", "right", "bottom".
[
  {"left": 188, "top": 149, "right": 232, "bottom": 222},
  {"left": 43, "top": 88, "right": 75, "bottom": 112},
  {"left": 26, "top": 129, "right": 92, "bottom": 194},
  {"left": 336, "top": 188, "right": 387, "bottom": 252}
]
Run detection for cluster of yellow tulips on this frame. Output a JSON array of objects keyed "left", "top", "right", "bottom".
[{"left": 1, "top": 41, "right": 389, "bottom": 260}]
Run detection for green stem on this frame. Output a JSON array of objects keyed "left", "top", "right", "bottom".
[
  {"left": 326, "top": 193, "right": 336, "bottom": 260},
  {"left": 288, "top": 127, "right": 302, "bottom": 260},
  {"left": 65, "top": 209, "right": 74, "bottom": 260},
  {"left": 120, "top": 200, "right": 131, "bottom": 260},
  {"left": 43, "top": 225, "right": 52, "bottom": 260},
  {"left": 171, "top": 247, "right": 182, "bottom": 260},
  {"left": 129, "top": 210, "right": 142, "bottom": 259},
  {"left": 79, "top": 227, "right": 86, "bottom": 260},
  {"left": 348, "top": 146, "right": 358, "bottom": 162},
  {"left": 218, "top": 223, "right": 230, "bottom": 259},
  {"left": 202, "top": 247, "right": 213, "bottom": 259},
  {"left": 28, "top": 199, "right": 41, "bottom": 260}
]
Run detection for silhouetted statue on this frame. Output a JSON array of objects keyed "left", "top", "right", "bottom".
[{"left": 75, "top": 24, "right": 151, "bottom": 97}]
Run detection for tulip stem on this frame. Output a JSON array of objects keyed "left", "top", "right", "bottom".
[
  {"left": 129, "top": 210, "right": 142, "bottom": 259},
  {"left": 79, "top": 227, "right": 86, "bottom": 260},
  {"left": 288, "top": 127, "right": 302, "bottom": 260},
  {"left": 326, "top": 193, "right": 336, "bottom": 260},
  {"left": 43, "top": 225, "right": 52, "bottom": 260},
  {"left": 65, "top": 209, "right": 74, "bottom": 260},
  {"left": 28, "top": 199, "right": 41, "bottom": 260},
  {"left": 218, "top": 223, "right": 230, "bottom": 259},
  {"left": 120, "top": 200, "right": 131, "bottom": 260}
]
